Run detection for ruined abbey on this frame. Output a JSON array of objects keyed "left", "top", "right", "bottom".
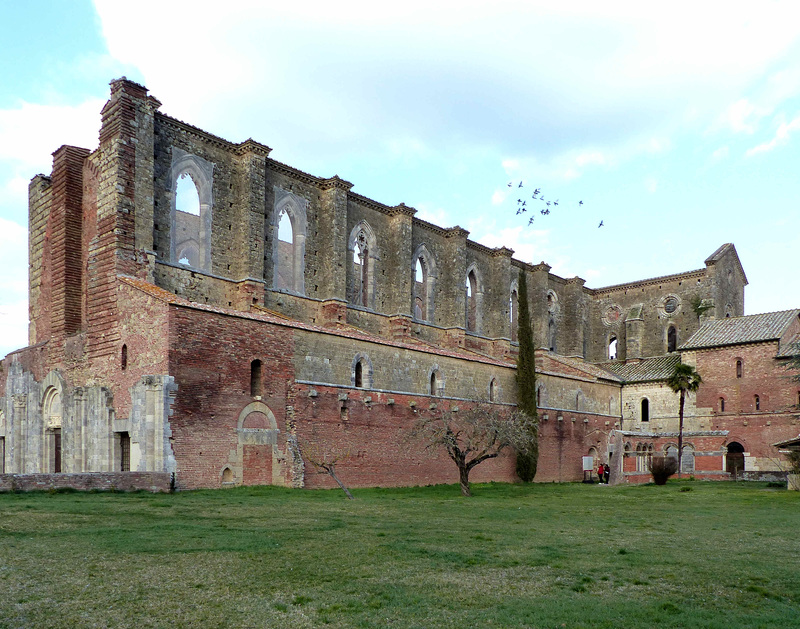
[{"left": 1, "top": 78, "right": 798, "bottom": 490}]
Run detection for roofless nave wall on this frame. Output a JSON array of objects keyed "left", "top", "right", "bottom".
[
  {"left": 4, "top": 77, "right": 782, "bottom": 491},
  {"left": 27, "top": 78, "right": 747, "bottom": 365}
]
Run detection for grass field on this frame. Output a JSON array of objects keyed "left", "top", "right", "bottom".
[{"left": 1, "top": 480, "right": 798, "bottom": 628}]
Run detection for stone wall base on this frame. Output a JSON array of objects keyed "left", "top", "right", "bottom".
[{"left": 0, "top": 472, "right": 172, "bottom": 493}]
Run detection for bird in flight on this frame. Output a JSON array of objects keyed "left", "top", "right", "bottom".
[
  {"left": 518, "top": 182, "right": 523, "bottom": 188},
  {"left": 579, "top": 200, "right": 583, "bottom": 206},
  {"left": 598, "top": 220, "right": 604, "bottom": 228},
  {"left": 528, "top": 217, "right": 535, "bottom": 225}
]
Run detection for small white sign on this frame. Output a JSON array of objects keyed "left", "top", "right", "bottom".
[{"left": 582, "top": 456, "right": 594, "bottom": 471}]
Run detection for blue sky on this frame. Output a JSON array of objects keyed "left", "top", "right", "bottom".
[{"left": 2, "top": 1, "right": 800, "bottom": 357}]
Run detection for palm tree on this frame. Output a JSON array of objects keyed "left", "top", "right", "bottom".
[{"left": 666, "top": 363, "right": 702, "bottom": 477}]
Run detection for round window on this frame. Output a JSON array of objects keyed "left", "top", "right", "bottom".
[{"left": 664, "top": 297, "right": 678, "bottom": 314}]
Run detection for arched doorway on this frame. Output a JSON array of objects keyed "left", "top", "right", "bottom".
[
  {"left": 726, "top": 442, "right": 745, "bottom": 477},
  {"left": 235, "top": 402, "right": 279, "bottom": 486}
]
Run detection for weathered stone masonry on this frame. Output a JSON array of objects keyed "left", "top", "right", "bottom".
[{"left": 2, "top": 77, "right": 798, "bottom": 490}]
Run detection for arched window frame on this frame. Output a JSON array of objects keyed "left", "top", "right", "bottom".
[
  {"left": 754, "top": 394, "right": 760, "bottom": 411},
  {"left": 464, "top": 263, "right": 484, "bottom": 333},
  {"left": 736, "top": 358, "right": 743, "bottom": 379},
  {"left": 608, "top": 335, "right": 618, "bottom": 360},
  {"left": 412, "top": 244, "right": 437, "bottom": 323},
  {"left": 347, "top": 221, "right": 379, "bottom": 309},
  {"left": 719, "top": 397, "right": 725, "bottom": 412},
  {"left": 667, "top": 324, "right": 677, "bottom": 353},
  {"left": 272, "top": 187, "right": 308, "bottom": 295},
  {"left": 641, "top": 398, "right": 650, "bottom": 422},
  {"left": 488, "top": 378, "right": 498, "bottom": 402},
  {"left": 40, "top": 371, "right": 65, "bottom": 474},
  {"left": 509, "top": 278, "right": 519, "bottom": 343},
  {"left": 428, "top": 365, "right": 442, "bottom": 396},
  {"left": 351, "top": 353, "right": 374, "bottom": 389},
  {"left": 168, "top": 148, "right": 214, "bottom": 273}
]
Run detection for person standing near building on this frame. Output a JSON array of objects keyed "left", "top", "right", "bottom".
[{"left": 603, "top": 463, "right": 610, "bottom": 484}]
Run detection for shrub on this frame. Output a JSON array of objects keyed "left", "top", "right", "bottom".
[
  {"left": 649, "top": 455, "right": 677, "bottom": 485},
  {"left": 516, "top": 450, "right": 537, "bottom": 483}
]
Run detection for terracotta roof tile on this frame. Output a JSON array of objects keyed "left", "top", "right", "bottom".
[
  {"left": 680, "top": 310, "right": 800, "bottom": 350},
  {"left": 598, "top": 354, "right": 681, "bottom": 383},
  {"left": 119, "top": 275, "right": 514, "bottom": 368}
]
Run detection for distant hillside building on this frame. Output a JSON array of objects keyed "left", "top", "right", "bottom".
[{"left": 1, "top": 78, "right": 797, "bottom": 489}]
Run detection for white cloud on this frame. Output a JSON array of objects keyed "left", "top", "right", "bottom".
[
  {"left": 0, "top": 299, "right": 28, "bottom": 359},
  {"left": 746, "top": 114, "right": 800, "bottom": 156},
  {"left": 0, "top": 217, "right": 28, "bottom": 357},
  {"left": 715, "top": 98, "right": 772, "bottom": 134},
  {"left": 644, "top": 177, "right": 658, "bottom": 193},
  {"left": 0, "top": 99, "right": 105, "bottom": 171},
  {"left": 414, "top": 203, "right": 451, "bottom": 227},
  {"left": 711, "top": 146, "right": 729, "bottom": 161}
]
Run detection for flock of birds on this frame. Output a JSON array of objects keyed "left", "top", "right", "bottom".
[{"left": 505, "top": 180, "right": 603, "bottom": 228}]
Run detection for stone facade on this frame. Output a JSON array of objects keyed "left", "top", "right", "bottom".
[{"left": 1, "top": 77, "right": 798, "bottom": 490}]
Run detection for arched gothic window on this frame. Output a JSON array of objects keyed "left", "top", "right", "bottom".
[
  {"left": 667, "top": 325, "right": 677, "bottom": 353},
  {"left": 428, "top": 366, "right": 441, "bottom": 396},
  {"left": 509, "top": 287, "right": 519, "bottom": 342},
  {"left": 169, "top": 148, "right": 214, "bottom": 272},
  {"left": 348, "top": 221, "right": 378, "bottom": 308},
  {"left": 548, "top": 318, "right": 557, "bottom": 353},
  {"left": 412, "top": 245, "right": 436, "bottom": 322},
  {"left": 719, "top": 397, "right": 725, "bottom": 412},
  {"left": 351, "top": 354, "right": 373, "bottom": 389},
  {"left": 736, "top": 359, "right": 743, "bottom": 378},
  {"left": 641, "top": 398, "right": 650, "bottom": 422},
  {"left": 272, "top": 188, "right": 307, "bottom": 294},
  {"left": 489, "top": 378, "right": 498, "bottom": 402},
  {"left": 465, "top": 265, "right": 482, "bottom": 333},
  {"left": 754, "top": 394, "right": 760, "bottom": 411},
  {"left": 608, "top": 336, "right": 617, "bottom": 360}
]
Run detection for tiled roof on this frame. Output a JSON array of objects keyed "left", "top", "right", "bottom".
[
  {"left": 680, "top": 310, "right": 800, "bottom": 350},
  {"left": 597, "top": 353, "right": 681, "bottom": 383},
  {"left": 776, "top": 333, "right": 800, "bottom": 358},
  {"left": 539, "top": 352, "right": 623, "bottom": 383},
  {"left": 118, "top": 275, "right": 514, "bottom": 368}
]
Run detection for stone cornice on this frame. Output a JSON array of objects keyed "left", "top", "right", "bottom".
[
  {"left": 590, "top": 268, "right": 706, "bottom": 295},
  {"left": 320, "top": 175, "right": 354, "bottom": 191},
  {"left": 234, "top": 138, "right": 272, "bottom": 158},
  {"left": 157, "top": 113, "right": 239, "bottom": 152}
]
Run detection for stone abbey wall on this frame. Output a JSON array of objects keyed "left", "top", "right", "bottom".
[{"left": 2, "top": 77, "right": 795, "bottom": 491}]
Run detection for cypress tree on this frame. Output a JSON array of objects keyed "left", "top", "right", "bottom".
[{"left": 515, "top": 269, "right": 539, "bottom": 481}]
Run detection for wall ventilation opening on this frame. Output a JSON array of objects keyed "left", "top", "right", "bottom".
[{"left": 250, "top": 359, "right": 263, "bottom": 397}]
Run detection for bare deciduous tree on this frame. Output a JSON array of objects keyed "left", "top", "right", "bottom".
[
  {"left": 411, "top": 403, "right": 537, "bottom": 497},
  {"left": 298, "top": 440, "right": 355, "bottom": 499}
]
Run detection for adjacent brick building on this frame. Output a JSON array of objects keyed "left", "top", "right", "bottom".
[{"left": 1, "top": 78, "right": 797, "bottom": 489}]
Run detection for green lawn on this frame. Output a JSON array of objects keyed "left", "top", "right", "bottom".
[{"left": 1, "top": 481, "right": 797, "bottom": 628}]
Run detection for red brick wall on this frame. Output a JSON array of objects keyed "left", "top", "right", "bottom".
[
  {"left": 535, "top": 411, "right": 618, "bottom": 482},
  {"left": 292, "top": 384, "right": 517, "bottom": 490},
  {"left": 692, "top": 343, "right": 800, "bottom": 460},
  {"left": 168, "top": 305, "right": 295, "bottom": 489}
]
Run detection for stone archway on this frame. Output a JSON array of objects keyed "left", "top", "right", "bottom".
[
  {"left": 235, "top": 401, "right": 279, "bottom": 486},
  {"left": 726, "top": 441, "right": 745, "bottom": 477}
]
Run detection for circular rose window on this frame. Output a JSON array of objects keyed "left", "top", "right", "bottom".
[{"left": 664, "top": 296, "right": 679, "bottom": 314}]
